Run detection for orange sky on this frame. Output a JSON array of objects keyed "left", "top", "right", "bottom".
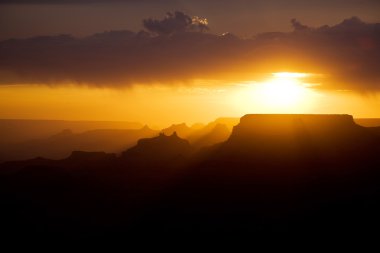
[{"left": 1, "top": 76, "right": 379, "bottom": 127}]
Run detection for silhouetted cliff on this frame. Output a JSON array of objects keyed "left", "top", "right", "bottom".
[
  {"left": 121, "top": 132, "right": 192, "bottom": 161},
  {"left": 161, "top": 123, "right": 193, "bottom": 138}
]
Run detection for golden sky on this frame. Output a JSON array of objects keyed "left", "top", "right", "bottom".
[{"left": 1, "top": 74, "right": 379, "bottom": 127}]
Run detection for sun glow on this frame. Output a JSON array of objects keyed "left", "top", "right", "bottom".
[
  {"left": 272, "top": 72, "right": 310, "bottom": 79},
  {"left": 231, "top": 72, "right": 319, "bottom": 113},
  {"left": 256, "top": 72, "right": 311, "bottom": 108}
]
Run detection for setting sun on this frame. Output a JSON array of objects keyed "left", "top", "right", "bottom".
[
  {"left": 232, "top": 72, "right": 319, "bottom": 114},
  {"left": 255, "top": 72, "right": 312, "bottom": 108}
]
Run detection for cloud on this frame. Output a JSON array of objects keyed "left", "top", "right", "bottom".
[
  {"left": 143, "top": 11, "right": 209, "bottom": 35},
  {"left": 284, "top": 17, "right": 380, "bottom": 91},
  {"left": 290, "top": 19, "right": 309, "bottom": 31},
  {"left": 0, "top": 14, "right": 379, "bottom": 92}
]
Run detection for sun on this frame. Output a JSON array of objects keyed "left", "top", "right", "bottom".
[
  {"left": 231, "top": 72, "right": 318, "bottom": 113},
  {"left": 255, "top": 72, "right": 309, "bottom": 108}
]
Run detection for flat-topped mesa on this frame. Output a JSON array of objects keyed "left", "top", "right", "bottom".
[
  {"left": 224, "top": 114, "right": 368, "bottom": 155},
  {"left": 230, "top": 114, "right": 357, "bottom": 139},
  {"left": 240, "top": 114, "right": 355, "bottom": 128}
]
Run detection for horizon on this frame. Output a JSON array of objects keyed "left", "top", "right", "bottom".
[{"left": 1, "top": 113, "right": 380, "bottom": 128}]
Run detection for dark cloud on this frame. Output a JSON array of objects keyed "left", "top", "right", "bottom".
[
  {"left": 291, "top": 19, "right": 309, "bottom": 31},
  {"left": 0, "top": 14, "right": 379, "bottom": 91},
  {"left": 143, "top": 11, "right": 209, "bottom": 35},
  {"left": 2, "top": 0, "right": 379, "bottom": 41},
  {"left": 284, "top": 16, "right": 380, "bottom": 91}
]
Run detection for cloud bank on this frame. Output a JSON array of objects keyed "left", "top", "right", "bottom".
[{"left": 0, "top": 12, "right": 379, "bottom": 91}]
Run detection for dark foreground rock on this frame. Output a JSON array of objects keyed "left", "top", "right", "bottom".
[{"left": 1, "top": 114, "right": 380, "bottom": 240}]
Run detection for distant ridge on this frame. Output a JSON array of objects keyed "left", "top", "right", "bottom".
[
  {"left": 1, "top": 126, "right": 158, "bottom": 161},
  {"left": 0, "top": 119, "right": 143, "bottom": 144}
]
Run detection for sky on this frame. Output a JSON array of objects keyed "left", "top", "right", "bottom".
[
  {"left": 1, "top": 0, "right": 380, "bottom": 40},
  {"left": 0, "top": 0, "right": 379, "bottom": 126}
]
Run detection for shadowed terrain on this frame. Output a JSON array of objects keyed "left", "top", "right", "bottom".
[
  {"left": 0, "top": 119, "right": 142, "bottom": 143},
  {"left": 1, "top": 126, "right": 158, "bottom": 161},
  {"left": 0, "top": 118, "right": 237, "bottom": 161},
  {"left": 1, "top": 114, "right": 380, "bottom": 240},
  {"left": 354, "top": 118, "right": 380, "bottom": 127}
]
